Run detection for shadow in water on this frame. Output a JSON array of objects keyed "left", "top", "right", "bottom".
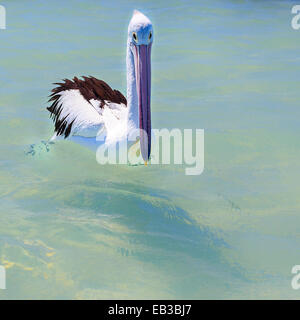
[
  {"left": 44, "top": 182, "right": 244, "bottom": 270},
  {"left": 6, "top": 178, "right": 249, "bottom": 298}
]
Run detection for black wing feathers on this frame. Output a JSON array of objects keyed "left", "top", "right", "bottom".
[{"left": 47, "top": 76, "right": 127, "bottom": 138}]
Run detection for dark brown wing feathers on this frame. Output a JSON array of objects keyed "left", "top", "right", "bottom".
[{"left": 47, "top": 76, "right": 127, "bottom": 138}]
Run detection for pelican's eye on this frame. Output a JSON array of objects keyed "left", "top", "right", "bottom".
[
  {"left": 133, "top": 32, "right": 138, "bottom": 42},
  {"left": 148, "top": 31, "right": 152, "bottom": 41}
]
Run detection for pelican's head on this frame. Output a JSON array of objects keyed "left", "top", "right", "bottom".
[{"left": 128, "top": 10, "right": 153, "bottom": 161}]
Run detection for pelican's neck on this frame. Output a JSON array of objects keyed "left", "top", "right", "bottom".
[{"left": 126, "top": 40, "right": 138, "bottom": 131}]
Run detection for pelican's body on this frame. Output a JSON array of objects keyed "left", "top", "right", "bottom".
[{"left": 47, "top": 10, "right": 153, "bottom": 161}]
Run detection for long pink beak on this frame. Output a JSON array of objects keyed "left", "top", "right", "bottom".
[{"left": 134, "top": 44, "right": 152, "bottom": 161}]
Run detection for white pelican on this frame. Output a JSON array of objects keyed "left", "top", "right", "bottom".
[{"left": 47, "top": 10, "right": 153, "bottom": 162}]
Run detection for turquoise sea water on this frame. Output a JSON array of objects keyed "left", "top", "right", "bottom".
[{"left": 1, "top": 0, "right": 300, "bottom": 299}]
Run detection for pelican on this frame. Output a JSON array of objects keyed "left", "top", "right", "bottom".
[{"left": 47, "top": 10, "right": 153, "bottom": 162}]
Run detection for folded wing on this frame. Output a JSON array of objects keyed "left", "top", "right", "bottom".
[{"left": 47, "top": 76, "right": 127, "bottom": 139}]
